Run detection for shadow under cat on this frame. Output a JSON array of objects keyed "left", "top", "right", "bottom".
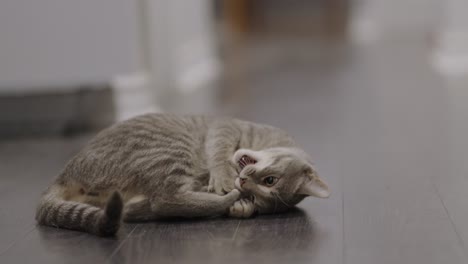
[
  {"left": 110, "top": 208, "right": 322, "bottom": 263},
  {"left": 36, "top": 209, "right": 325, "bottom": 263}
]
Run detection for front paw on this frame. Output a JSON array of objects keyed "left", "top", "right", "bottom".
[
  {"left": 209, "top": 176, "right": 235, "bottom": 195},
  {"left": 228, "top": 198, "right": 257, "bottom": 218}
]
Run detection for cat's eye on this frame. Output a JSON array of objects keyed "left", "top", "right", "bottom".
[{"left": 263, "top": 176, "right": 278, "bottom": 186}]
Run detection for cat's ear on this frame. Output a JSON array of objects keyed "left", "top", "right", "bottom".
[{"left": 297, "top": 170, "right": 330, "bottom": 198}]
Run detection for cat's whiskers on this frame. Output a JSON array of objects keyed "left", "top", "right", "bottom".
[
  {"left": 272, "top": 191, "right": 278, "bottom": 213},
  {"left": 273, "top": 191, "right": 293, "bottom": 208}
]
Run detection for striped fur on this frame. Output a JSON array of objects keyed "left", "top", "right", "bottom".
[
  {"left": 36, "top": 114, "right": 329, "bottom": 236},
  {"left": 36, "top": 185, "right": 123, "bottom": 236}
]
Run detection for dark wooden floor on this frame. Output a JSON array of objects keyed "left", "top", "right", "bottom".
[{"left": 2, "top": 37, "right": 468, "bottom": 264}]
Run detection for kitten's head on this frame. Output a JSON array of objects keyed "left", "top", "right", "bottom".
[{"left": 232, "top": 147, "right": 330, "bottom": 214}]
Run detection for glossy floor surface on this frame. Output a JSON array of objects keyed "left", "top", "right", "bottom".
[{"left": 2, "top": 37, "right": 468, "bottom": 264}]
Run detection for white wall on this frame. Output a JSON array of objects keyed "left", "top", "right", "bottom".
[
  {"left": 0, "top": 0, "right": 142, "bottom": 91},
  {"left": 0, "top": 0, "right": 221, "bottom": 119},
  {"left": 145, "top": 0, "right": 220, "bottom": 95},
  {"left": 113, "top": 0, "right": 221, "bottom": 118}
]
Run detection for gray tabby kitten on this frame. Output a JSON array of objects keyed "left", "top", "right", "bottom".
[{"left": 36, "top": 114, "right": 330, "bottom": 236}]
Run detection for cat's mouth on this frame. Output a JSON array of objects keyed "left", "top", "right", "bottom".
[{"left": 238, "top": 155, "right": 257, "bottom": 170}]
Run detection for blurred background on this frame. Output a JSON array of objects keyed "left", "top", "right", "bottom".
[
  {"left": 1, "top": 0, "right": 466, "bottom": 137},
  {"left": 3, "top": 1, "right": 468, "bottom": 263}
]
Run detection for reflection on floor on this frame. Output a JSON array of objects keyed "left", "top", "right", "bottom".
[{"left": 1, "top": 36, "right": 468, "bottom": 264}]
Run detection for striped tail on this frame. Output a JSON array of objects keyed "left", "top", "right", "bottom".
[{"left": 35, "top": 185, "right": 123, "bottom": 236}]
